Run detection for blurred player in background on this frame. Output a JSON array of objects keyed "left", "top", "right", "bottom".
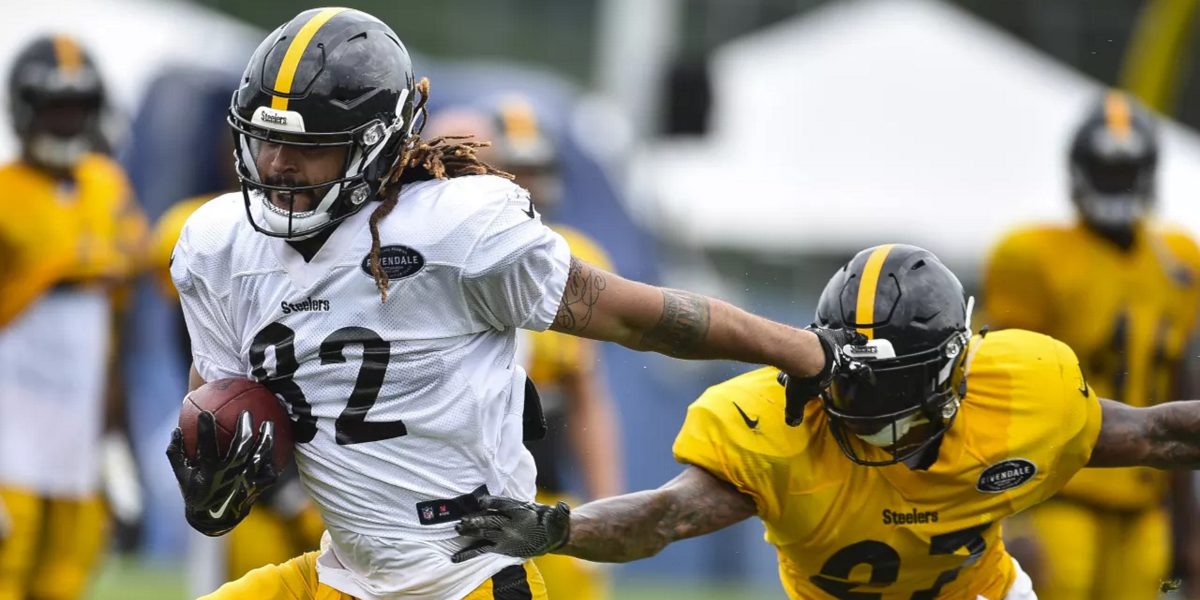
[
  {"left": 0, "top": 35, "right": 146, "bottom": 600},
  {"left": 149, "top": 157, "right": 325, "bottom": 594},
  {"left": 984, "top": 90, "right": 1200, "bottom": 600},
  {"left": 426, "top": 98, "right": 623, "bottom": 600}
]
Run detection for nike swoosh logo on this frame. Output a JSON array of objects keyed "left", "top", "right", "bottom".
[
  {"left": 208, "top": 486, "right": 239, "bottom": 520},
  {"left": 522, "top": 196, "right": 537, "bottom": 219},
  {"left": 732, "top": 402, "right": 759, "bottom": 430}
]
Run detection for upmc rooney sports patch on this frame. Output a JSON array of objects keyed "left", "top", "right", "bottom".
[
  {"left": 361, "top": 245, "right": 425, "bottom": 280},
  {"left": 976, "top": 458, "right": 1037, "bottom": 493}
]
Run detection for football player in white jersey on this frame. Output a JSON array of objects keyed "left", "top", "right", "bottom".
[{"left": 165, "top": 8, "right": 859, "bottom": 600}]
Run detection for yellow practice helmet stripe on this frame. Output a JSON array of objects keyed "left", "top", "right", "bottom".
[
  {"left": 855, "top": 244, "right": 895, "bottom": 339},
  {"left": 499, "top": 97, "right": 540, "bottom": 143},
  {"left": 53, "top": 35, "right": 82, "bottom": 74},
  {"left": 271, "top": 7, "right": 349, "bottom": 110},
  {"left": 1104, "top": 91, "right": 1133, "bottom": 141}
]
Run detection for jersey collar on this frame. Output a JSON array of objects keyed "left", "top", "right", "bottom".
[{"left": 266, "top": 200, "right": 375, "bottom": 291}]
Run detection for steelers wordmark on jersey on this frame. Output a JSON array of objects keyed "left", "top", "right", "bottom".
[{"left": 673, "top": 329, "right": 1102, "bottom": 600}]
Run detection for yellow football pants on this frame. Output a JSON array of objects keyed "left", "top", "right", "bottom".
[
  {"left": 227, "top": 504, "right": 325, "bottom": 581},
  {"left": 532, "top": 492, "right": 608, "bottom": 600},
  {"left": 201, "top": 552, "right": 548, "bottom": 600},
  {"left": 1024, "top": 499, "right": 1170, "bottom": 600},
  {"left": 0, "top": 488, "right": 108, "bottom": 600}
]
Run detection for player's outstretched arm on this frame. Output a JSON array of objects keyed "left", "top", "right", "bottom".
[
  {"left": 550, "top": 257, "right": 859, "bottom": 380},
  {"left": 1089, "top": 398, "right": 1200, "bottom": 468},
  {"left": 452, "top": 465, "right": 755, "bottom": 563},
  {"left": 560, "top": 465, "right": 757, "bottom": 562}
]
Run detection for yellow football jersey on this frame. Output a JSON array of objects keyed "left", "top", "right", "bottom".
[
  {"left": 983, "top": 222, "right": 1200, "bottom": 509},
  {"left": 525, "top": 225, "right": 614, "bottom": 384},
  {"left": 0, "top": 155, "right": 145, "bottom": 326},
  {"left": 673, "top": 329, "right": 1102, "bottom": 600},
  {"left": 148, "top": 194, "right": 213, "bottom": 299}
]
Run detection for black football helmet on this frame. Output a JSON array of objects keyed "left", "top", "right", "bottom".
[
  {"left": 1069, "top": 90, "right": 1158, "bottom": 235},
  {"left": 489, "top": 96, "right": 556, "bottom": 170},
  {"left": 814, "top": 244, "right": 971, "bottom": 466},
  {"left": 228, "top": 7, "right": 418, "bottom": 240},
  {"left": 8, "top": 35, "right": 108, "bottom": 173},
  {"left": 425, "top": 96, "right": 561, "bottom": 214},
  {"left": 490, "top": 96, "right": 562, "bottom": 214}
]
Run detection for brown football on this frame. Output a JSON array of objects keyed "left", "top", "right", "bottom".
[{"left": 178, "top": 378, "right": 294, "bottom": 472}]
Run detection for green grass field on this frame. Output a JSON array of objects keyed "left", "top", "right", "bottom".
[{"left": 86, "top": 557, "right": 784, "bottom": 600}]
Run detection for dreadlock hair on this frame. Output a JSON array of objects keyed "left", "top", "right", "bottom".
[{"left": 367, "top": 78, "right": 512, "bottom": 302}]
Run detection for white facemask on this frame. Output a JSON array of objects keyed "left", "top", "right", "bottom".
[
  {"left": 28, "top": 133, "right": 89, "bottom": 171},
  {"left": 855, "top": 413, "right": 928, "bottom": 448}
]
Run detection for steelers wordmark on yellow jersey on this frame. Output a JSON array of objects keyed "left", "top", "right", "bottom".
[
  {"left": 984, "top": 222, "right": 1200, "bottom": 509},
  {"left": 673, "top": 329, "right": 1103, "bottom": 600}
]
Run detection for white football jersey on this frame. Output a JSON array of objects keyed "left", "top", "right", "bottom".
[
  {"left": 171, "top": 175, "right": 570, "bottom": 599},
  {"left": 0, "top": 288, "right": 110, "bottom": 496}
]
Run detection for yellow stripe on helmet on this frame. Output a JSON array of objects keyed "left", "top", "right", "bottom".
[
  {"left": 498, "top": 96, "right": 540, "bottom": 143},
  {"left": 271, "top": 7, "right": 349, "bottom": 110},
  {"left": 855, "top": 244, "right": 895, "bottom": 339},
  {"left": 52, "top": 35, "right": 83, "bottom": 74},
  {"left": 1104, "top": 91, "right": 1133, "bottom": 141}
]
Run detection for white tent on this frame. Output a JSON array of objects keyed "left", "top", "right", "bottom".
[
  {"left": 630, "top": 0, "right": 1200, "bottom": 265},
  {"left": 0, "top": 0, "right": 260, "bottom": 157}
]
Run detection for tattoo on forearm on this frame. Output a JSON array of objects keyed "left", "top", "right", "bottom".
[
  {"left": 638, "top": 290, "right": 711, "bottom": 357},
  {"left": 1093, "top": 399, "right": 1200, "bottom": 469},
  {"left": 553, "top": 258, "right": 607, "bottom": 333},
  {"left": 1146, "top": 401, "right": 1200, "bottom": 469},
  {"left": 561, "top": 468, "right": 756, "bottom": 562},
  {"left": 561, "top": 491, "right": 675, "bottom": 562}
]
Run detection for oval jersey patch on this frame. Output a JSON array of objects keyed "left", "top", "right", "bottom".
[
  {"left": 976, "top": 459, "right": 1037, "bottom": 493},
  {"left": 361, "top": 245, "right": 425, "bottom": 280}
]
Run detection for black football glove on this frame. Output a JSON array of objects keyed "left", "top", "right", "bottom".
[
  {"left": 451, "top": 495, "right": 571, "bottom": 563},
  {"left": 779, "top": 326, "right": 868, "bottom": 426},
  {"left": 166, "top": 410, "right": 278, "bottom": 537}
]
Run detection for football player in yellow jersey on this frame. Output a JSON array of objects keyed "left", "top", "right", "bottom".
[
  {"left": 983, "top": 91, "right": 1199, "bottom": 600},
  {"left": 150, "top": 195, "right": 326, "bottom": 591},
  {"left": 454, "top": 243, "right": 1200, "bottom": 600},
  {"left": 425, "top": 99, "right": 624, "bottom": 600},
  {"left": 0, "top": 35, "right": 146, "bottom": 600}
]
